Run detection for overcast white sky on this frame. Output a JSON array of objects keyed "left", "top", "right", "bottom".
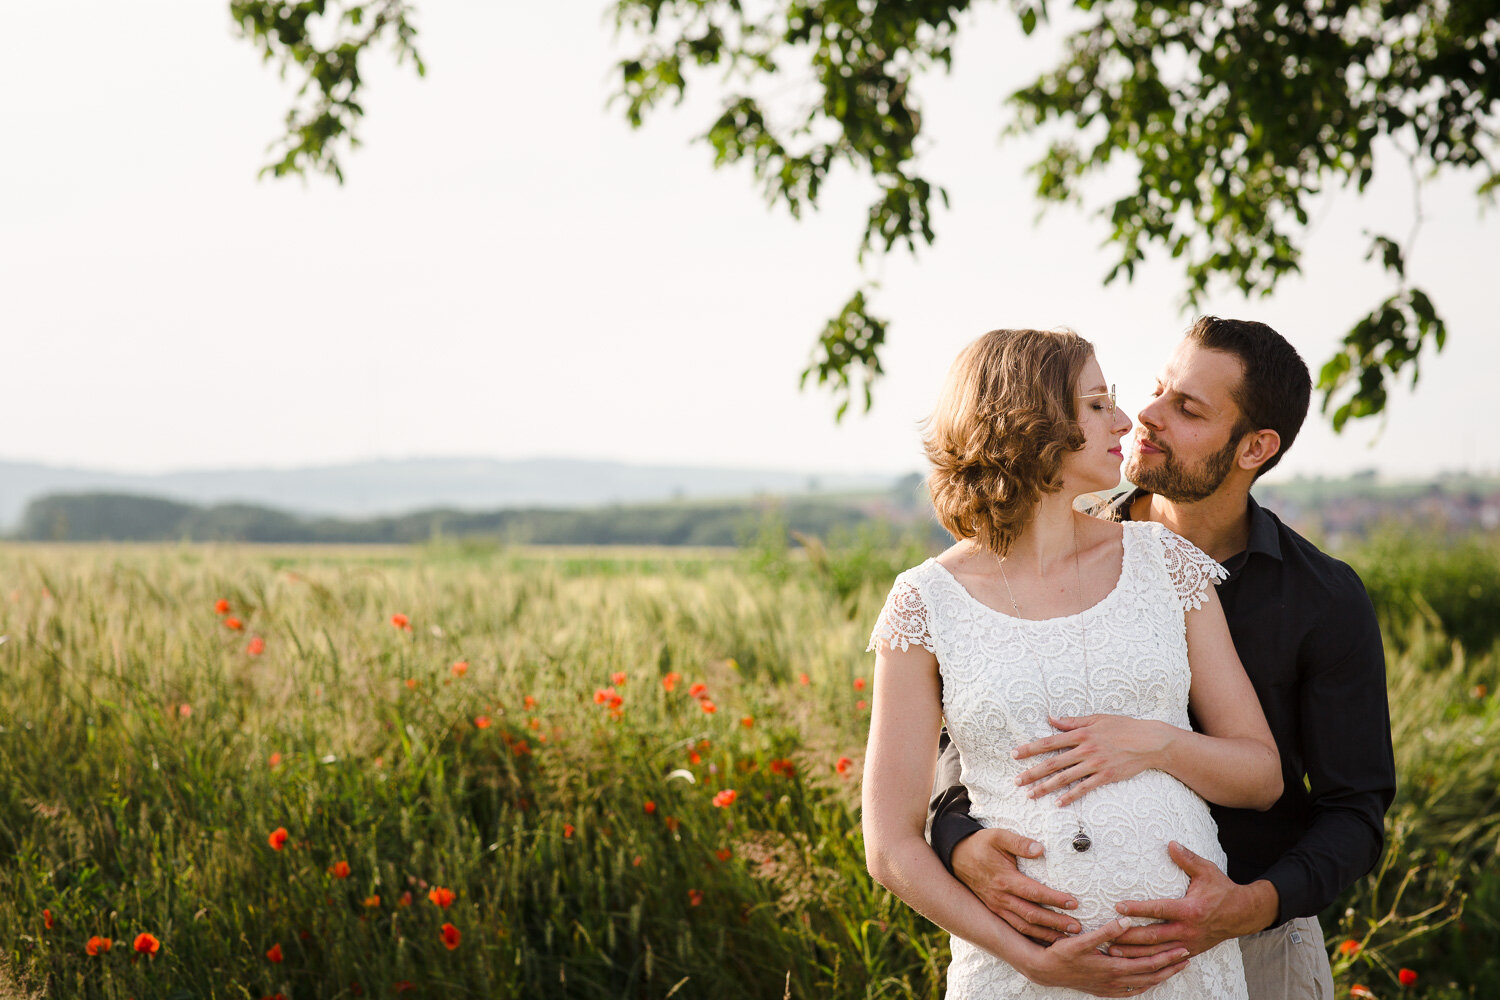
[{"left": 2, "top": 3, "right": 1494, "bottom": 482}]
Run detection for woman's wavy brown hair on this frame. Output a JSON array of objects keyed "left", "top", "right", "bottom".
[{"left": 924, "top": 328, "right": 1094, "bottom": 557}]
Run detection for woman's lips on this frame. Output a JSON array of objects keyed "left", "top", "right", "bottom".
[{"left": 1108, "top": 447, "right": 1123, "bottom": 458}]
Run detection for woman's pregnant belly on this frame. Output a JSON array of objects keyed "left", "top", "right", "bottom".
[{"left": 973, "top": 769, "right": 1227, "bottom": 934}]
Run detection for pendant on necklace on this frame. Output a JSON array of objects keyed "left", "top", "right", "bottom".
[{"left": 1072, "top": 823, "right": 1092, "bottom": 853}]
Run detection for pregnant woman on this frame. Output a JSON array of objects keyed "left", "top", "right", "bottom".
[{"left": 862, "top": 328, "right": 1281, "bottom": 999}]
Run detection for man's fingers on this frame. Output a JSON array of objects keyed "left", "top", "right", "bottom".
[
  {"left": 1166, "top": 840, "right": 1215, "bottom": 876},
  {"left": 1109, "top": 922, "right": 1180, "bottom": 948},
  {"left": 1059, "top": 917, "right": 1132, "bottom": 955},
  {"left": 1004, "top": 895, "right": 1082, "bottom": 936},
  {"left": 1117, "top": 956, "right": 1190, "bottom": 992},
  {"left": 986, "top": 827, "right": 1044, "bottom": 860},
  {"left": 1107, "top": 940, "right": 1186, "bottom": 959},
  {"left": 998, "top": 870, "right": 1079, "bottom": 912},
  {"left": 1115, "top": 897, "right": 1188, "bottom": 922}
]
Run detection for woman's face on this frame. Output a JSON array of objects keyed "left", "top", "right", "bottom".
[{"left": 1060, "top": 354, "right": 1133, "bottom": 494}]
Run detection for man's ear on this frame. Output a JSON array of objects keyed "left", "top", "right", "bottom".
[{"left": 1237, "top": 429, "right": 1281, "bottom": 473}]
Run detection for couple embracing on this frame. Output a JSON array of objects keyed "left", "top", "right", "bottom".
[{"left": 863, "top": 318, "right": 1395, "bottom": 999}]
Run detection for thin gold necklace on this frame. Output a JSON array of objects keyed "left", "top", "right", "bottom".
[{"left": 995, "top": 518, "right": 1094, "bottom": 853}]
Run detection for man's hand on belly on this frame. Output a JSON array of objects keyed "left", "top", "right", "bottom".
[
  {"left": 1107, "top": 841, "right": 1281, "bottom": 959},
  {"left": 950, "top": 826, "right": 1082, "bottom": 942}
]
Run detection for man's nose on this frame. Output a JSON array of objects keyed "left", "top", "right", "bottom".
[{"left": 1136, "top": 398, "right": 1165, "bottom": 430}]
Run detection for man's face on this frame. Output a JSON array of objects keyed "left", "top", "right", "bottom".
[{"left": 1125, "top": 341, "right": 1248, "bottom": 503}]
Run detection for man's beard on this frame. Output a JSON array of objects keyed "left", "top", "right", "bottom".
[{"left": 1126, "top": 432, "right": 1239, "bottom": 503}]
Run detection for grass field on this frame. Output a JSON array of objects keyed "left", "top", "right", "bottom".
[{"left": 0, "top": 533, "right": 1496, "bottom": 999}]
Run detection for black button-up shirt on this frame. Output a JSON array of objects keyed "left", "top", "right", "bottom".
[{"left": 928, "top": 493, "right": 1396, "bottom": 926}]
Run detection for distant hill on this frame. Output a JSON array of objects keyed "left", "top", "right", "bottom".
[
  {"left": 0, "top": 457, "right": 906, "bottom": 531},
  {"left": 11, "top": 490, "right": 943, "bottom": 547}
]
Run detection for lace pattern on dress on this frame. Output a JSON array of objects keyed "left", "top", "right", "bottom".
[
  {"left": 1155, "top": 525, "right": 1229, "bottom": 611},
  {"left": 867, "top": 577, "right": 935, "bottom": 653}
]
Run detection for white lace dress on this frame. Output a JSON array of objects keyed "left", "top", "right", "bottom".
[{"left": 869, "top": 521, "right": 1248, "bottom": 1000}]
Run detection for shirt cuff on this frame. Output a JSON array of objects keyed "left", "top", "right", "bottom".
[{"left": 929, "top": 806, "right": 984, "bottom": 876}]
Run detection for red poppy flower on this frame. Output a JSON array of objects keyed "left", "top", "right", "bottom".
[
  {"left": 441, "top": 922, "right": 461, "bottom": 950},
  {"left": 512, "top": 739, "right": 531, "bottom": 757},
  {"left": 564, "top": 823, "right": 576, "bottom": 838},
  {"left": 1350, "top": 987, "right": 1375, "bottom": 999},
  {"left": 644, "top": 800, "right": 657, "bottom": 814},
  {"left": 224, "top": 617, "right": 244, "bottom": 631},
  {"left": 394, "top": 981, "right": 414, "bottom": 993},
  {"left": 473, "top": 716, "right": 491, "bottom": 729},
  {"left": 399, "top": 890, "right": 413, "bottom": 907},
  {"left": 688, "top": 682, "right": 708, "bottom": 698},
  {"left": 856, "top": 699, "right": 868, "bottom": 711},
  {"left": 86, "top": 936, "right": 112, "bottom": 956},
  {"left": 1398, "top": 969, "right": 1417, "bottom": 986},
  {"left": 264, "top": 994, "right": 288, "bottom": 1000},
  {"left": 527, "top": 717, "right": 541, "bottom": 730},
  {"left": 836, "top": 756, "right": 853, "bottom": 776},
  {"left": 42, "top": 909, "right": 53, "bottom": 930},
  {"left": 712, "top": 789, "right": 737, "bottom": 808},
  {"left": 450, "top": 660, "right": 468, "bottom": 677},
  {"left": 611, "top": 671, "right": 627, "bottom": 685},
  {"left": 246, "top": 636, "right": 265, "bottom": 656},
  {"left": 428, "top": 886, "right": 455, "bottom": 909},
  {"left": 716, "top": 848, "right": 733, "bottom": 862},
  {"left": 740, "top": 716, "right": 754, "bottom": 728},
  {"left": 390, "top": 613, "right": 411, "bottom": 630},
  {"left": 798, "top": 672, "right": 810, "bottom": 686},
  {"left": 268, "top": 752, "right": 282, "bottom": 768},
  {"left": 664, "top": 815, "right": 680, "bottom": 832},
  {"left": 524, "top": 695, "right": 537, "bottom": 709},
  {"left": 699, "top": 699, "right": 717, "bottom": 715},
  {"left": 268, "top": 827, "right": 289, "bottom": 851},
  {"left": 266, "top": 943, "right": 284, "bottom": 963},
  {"left": 133, "top": 932, "right": 160, "bottom": 955},
  {"left": 214, "top": 598, "right": 230, "bottom": 615},
  {"left": 1339, "top": 939, "right": 1362, "bottom": 956},
  {"left": 329, "top": 860, "right": 351, "bottom": 879},
  {"left": 689, "top": 750, "right": 701, "bottom": 764},
  {"left": 688, "top": 889, "right": 704, "bottom": 907},
  {"left": 662, "top": 672, "right": 681, "bottom": 692},
  {"left": 854, "top": 677, "right": 866, "bottom": 691},
  {"left": 363, "top": 894, "right": 381, "bottom": 908}
]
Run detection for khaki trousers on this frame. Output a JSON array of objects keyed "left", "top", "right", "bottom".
[{"left": 1239, "top": 915, "right": 1336, "bottom": 1000}]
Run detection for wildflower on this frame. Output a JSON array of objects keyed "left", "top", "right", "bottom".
[
  {"left": 662, "top": 672, "right": 681, "bottom": 692},
  {"left": 390, "top": 613, "right": 411, "bottom": 630},
  {"left": 43, "top": 909, "right": 53, "bottom": 930},
  {"left": 299, "top": 927, "right": 313, "bottom": 940},
  {"left": 268, "top": 827, "right": 289, "bottom": 851},
  {"left": 644, "top": 800, "right": 657, "bottom": 814},
  {"left": 564, "top": 824, "right": 576, "bottom": 838},
  {"left": 350, "top": 984, "right": 364, "bottom": 997},
  {"left": 428, "top": 886, "right": 455, "bottom": 909},
  {"left": 246, "top": 636, "right": 265, "bottom": 656},
  {"left": 330, "top": 860, "right": 351, "bottom": 879},
  {"left": 688, "top": 682, "right": 708, "bottom": 698},
  {"left": 215, "top": 598, "right": 230, "bottom": 614},
  {"left": 632, "top": 855, "right": 643, "bottom": 866},
  {"left": 1398, "top": 969, "right": 1417, "bottom": 987},
  {"left": 1350, "top": 987, "right": 1375, "bottom": 999},
  {"left": 1475, "top": 684, "right": 1489, "bottom": 699},
  {"left": 450, "top": 660, "right": 468, "bottom": 677},
  {"left": 178, "top": 703, "right": 192, "bottom": 718},
  {"left": 688, "top": 889, "right": 704, "bottom": 907},
  {"left": 664, "top": 815, "right": 680, "bottom": 832},
  {"left": 266, "top": 943, "right": 284, "bottom": 963},
  {"left": 394, "top": 982, "right": 415, "bottom": 993},
  {"left": 268, "top": 752, "right": 282, "bottom": 768},
  {"left": 133, "top": 932, "right": 161, "bottom": 955},
  {"left": 265, "top": 994, "right": 288, "bottom": 1000},
  {"left": 798, "top": 672, "right": 810, "bottom": 686},
  {"left": 86, "top": 936, "right": 112, "bottom": 956},
  {"left": 512, "top": 739, "right": 531, "bottom": 757},
  {"left": 405, "top": 678, "right": 418, "bottom": 690},
  {"left": 224, "top": 616, "right": 244, "bottom": 631},
  {"left": 611, "top": 671, "right": 627, "bottom": 685},
  {"left": 527, "top": 717, "right": 541, "bottom": 730},
  {"left": 1338, "top": 939, "right": 1362, "bottom": 956},
  {"left": 524, "top": 695, "right": 537, "bottom": 709},
  {"left": 440, "top": 922, "right": 461, "bottom": 950},
  {"left": 854, "top": 677, "right": 866, "bottom": 691},
  {"left": 836, "top": 756, "right": 853, "bottom": 776},
  {"left": 699, "top": 699, "right": 717, "bottom": 715},
  {"left": 363, "top": 895, "right": 381, "bottom": 908},
  {"left": 740, "top": 716, "right": 754, "bottom": 728},
  {"left": 716, "top": 848, "right": 732, "bottom": 862},
  {"left": 712, "top": 789, "right": 737, "bottom": 808},
  {"left": 474, "top": 716, "right": 491, "bottom": 729},
  {"left": 856, "top": 700, "right": 868, "bottom": 711},
  {"left": 689, "top": 750, "right": 701, "bottom": 764},
  {"left": 399, "top": 891, "right": 413, "bottom": 907}
]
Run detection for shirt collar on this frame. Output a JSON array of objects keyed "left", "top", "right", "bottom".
[{"left": 1102, "top": 488, "right": 1283, "bottom": 563}]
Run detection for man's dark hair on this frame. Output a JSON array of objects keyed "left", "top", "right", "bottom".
[{"left": 1185, "top": 316, "right": 1311, "bottom": 478}]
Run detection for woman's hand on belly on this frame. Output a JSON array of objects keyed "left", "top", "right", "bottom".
[
  {"left": 1013, "top": 715, "right": 1172, "bottom": 806},
  {"left": 1013, "top": 917, "right": 1190, "bottom": 996}
]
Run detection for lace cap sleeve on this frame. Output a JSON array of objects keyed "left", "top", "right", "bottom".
[
  {"left": 867, "top": 575, "right": 936, "bottom": 653},
  {"left": 1156, "top": 526, "right": 1229, "bottom": 611}
]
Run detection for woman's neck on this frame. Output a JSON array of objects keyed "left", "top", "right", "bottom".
[{"left": 1001, "top": 493, "right": 1083, "bottom": 576}]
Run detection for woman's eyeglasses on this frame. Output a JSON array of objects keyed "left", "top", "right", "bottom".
[{"left": 1078, "top": 384, "right": 1117, "bottom": 420}]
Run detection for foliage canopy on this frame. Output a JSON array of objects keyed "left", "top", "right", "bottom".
[{"left": 231, "top": 0, "right": 1498, "bottom": 428}]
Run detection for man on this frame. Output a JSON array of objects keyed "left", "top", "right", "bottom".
[{"left": 927, "top": 316, "right": 1395, "bottom": 998}]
